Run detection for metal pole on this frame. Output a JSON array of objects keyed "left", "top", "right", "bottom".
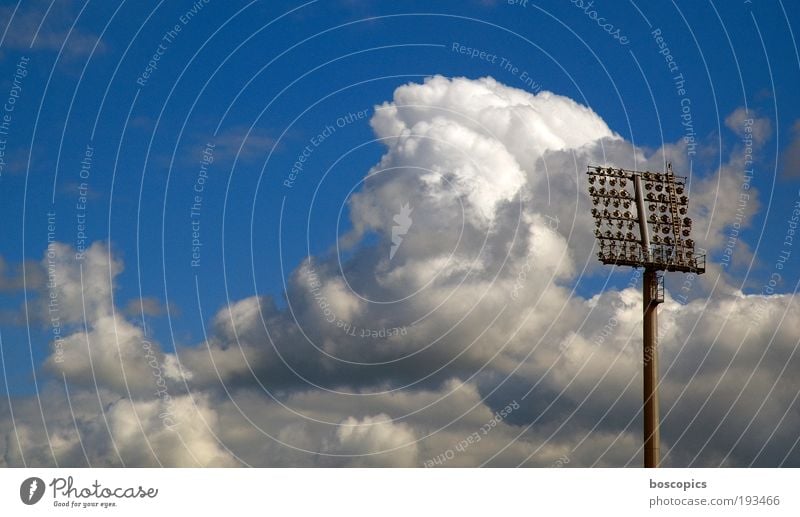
[
  {"left": 633, "top": 174, "right": 650, "bottom": 261},
  {"left": 643, "top": 268, "right": 660, "bottom": 468}
]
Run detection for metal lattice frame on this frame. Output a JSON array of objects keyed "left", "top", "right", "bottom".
[{"left": 587, "top": 165, "right": 705, "bottom": 274}]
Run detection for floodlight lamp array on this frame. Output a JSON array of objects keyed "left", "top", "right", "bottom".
[{"left": 587, "top": 165, "right": 705, "bottom": 273}]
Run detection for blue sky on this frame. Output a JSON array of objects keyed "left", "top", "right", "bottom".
[
  {"left": 1, "top": 1, "right": 799, "bottom": 467},
  {"left": 2, "top": 1, "right": 796, "bottom": 333}
]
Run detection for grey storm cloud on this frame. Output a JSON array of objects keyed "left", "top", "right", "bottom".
[{"left": 1, "top": 76, "right": 797, "bottom": 467}]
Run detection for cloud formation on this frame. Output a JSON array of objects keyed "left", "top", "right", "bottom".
[{"left": 2, "top": 76, "right": 798, "bottom": 467}]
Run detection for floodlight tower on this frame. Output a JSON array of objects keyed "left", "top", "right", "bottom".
[{"left": 587, "top": 164, "right": 705, "bottom": 468}]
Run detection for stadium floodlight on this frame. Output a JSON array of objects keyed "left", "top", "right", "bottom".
[{"left": 587, "top": 163, "right": 705, "bottom": 468}]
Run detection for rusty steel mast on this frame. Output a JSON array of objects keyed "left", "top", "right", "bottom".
[{"left": 586, "top": 164, "right": 705, "bottom": 468}]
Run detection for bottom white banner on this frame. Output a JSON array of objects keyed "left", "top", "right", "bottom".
[{"left": 0, "top": 468, "right": 797, "bottom": 516}]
